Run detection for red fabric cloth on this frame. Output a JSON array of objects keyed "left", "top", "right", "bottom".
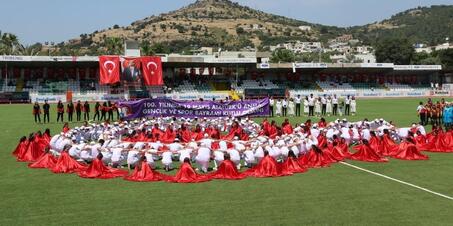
[
  {"left": 124, "top": 160, "right": 169, "bottom": 182},
  {"left": 78, "top": 158, "right": 128, "bottom": 179},
  {"left": 244, "top": 155, "right": 289, "bottom": 177},
  {"left": 317, "top": 135, "right": 328, "bottom": 149},
  {"left": 161, "top": 127, "right": 176, "bottom": 144},
  {"left": 191, "top": 130, "right": 204, "bottom": 141},
  {"left": 208, "top": 160, "right": 246, "bottom": 180},
  {"left": 378, "top": 134, "right": 400, "bottom": 156},
  {"left": 420, "top": 131, "right": 453, "bottom": 152},
  {"left": 28, "top": 153, "right": 57, "bottom": 169},
  {"left": 51, "top": 151, "right": 87, "bottom": 174},
  {"left": 18, "top": 139, "right": 44, "bottom": 162},
  {"left": 281, "top": 157, "right": 307, "bottom": 174},
  {"left": 167, "top": 162, "right": 211, "bottom": 183},
  {"left": 12, "top": 140, "right": 27, "bottom": 158},
  {"left": 180, "top": 129, "right": 193, "bottom": 143},
  {"left": 324, "top": 143, "right": 350, "bottom": 161},
  {"left": 298, "top": 149, "right": 333, "bottom": 168},
  {"left": 393, "top": 141, "right": 429, "bottom": 161},
  {"left": 282, "top": 124, "right": 293, "bottom": 135},
  {"left": 350, "top": 144, "right": 388, "bottom": 162}
]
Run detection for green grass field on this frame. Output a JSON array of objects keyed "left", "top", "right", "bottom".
[{"left": 1, "top": 98, "right": 453, "bottom": 226}]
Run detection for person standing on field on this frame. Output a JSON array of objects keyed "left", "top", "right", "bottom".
[
  {"left": 57, "top": 100, "right": 64, "bottom": 122},
  {"left": 269, "top": 96, "right": 274, "bottom": 117},
  {"left": 43, "top": 100, "right": 50, "bottom": 123},
  {"left": 75, "top": 100, "right": 82, "bottom": 121},
  {"left": 332, "top": 94, "right": 339, "bottom": 116},
  {"left": 295, "top": 95, "right": 301, "bottom": 117},
  {"left": 417, "top": 102, "right": 427, "bottom": 126},
  {"left": 33, "top": 102, "right": 41, "bottom": 123},
  {"left": 67, "top": 101, "right": 74, "bottom": 122},
  {"left": 83, "top": 101, "right": 90, "bottom": 121},
  {"left": 308, "top": 94, "right": 315, "bottom": 116},
  {"left": 93, "top": 102, "right": 100, "bottom": 121}
]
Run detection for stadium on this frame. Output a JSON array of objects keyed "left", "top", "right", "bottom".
[
  {"left": 2, "top": 1, "right": 453, "bottom": 226},
  {"left": 0, "top": 54, "right": 448, "bottom": 102}
]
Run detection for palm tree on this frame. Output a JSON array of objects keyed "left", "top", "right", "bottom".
[
  {"left": 17, "top": 43, "right": 43, "bottom": 56},
  {"left": 0, "top": 32, "right": 20, "bottom": 55},
  {"left": 140, "top": 41, "right": 155, "bottom": 56},
  {"left": 104, "top": 37, "right": 123, "bottom": 55}
]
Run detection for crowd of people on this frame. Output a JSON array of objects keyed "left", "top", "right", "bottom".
[
  {"left": 12, "top": 113, "right": 453, "bottom": 183},
  {"left": 417, "top": 98, "right": 448, "bottom": 126},
  {"left": 269, "top": 94, "right": 357, "bottom": 118},
  {"left": 32, "top": 100, "right": 121, "bottom": 123}
]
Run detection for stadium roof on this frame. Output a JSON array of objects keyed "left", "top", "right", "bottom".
[{"left": 0, "top": 55, "right": 443, "bottom": 72}]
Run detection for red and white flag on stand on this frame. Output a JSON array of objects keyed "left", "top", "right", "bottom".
[
  {"left": 140, "top": 56, "right": 163, "bottom": 86},
  {"left": 99, "top": 56, "right": 120, "bottom": 85}
]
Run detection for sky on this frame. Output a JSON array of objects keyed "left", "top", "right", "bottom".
[{"left": 0, "top": 0, "right": 451, "bottom": 44}]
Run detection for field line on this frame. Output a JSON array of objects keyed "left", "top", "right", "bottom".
[{"left": 340, "top": 162, "right": 453, "bottom": 201}]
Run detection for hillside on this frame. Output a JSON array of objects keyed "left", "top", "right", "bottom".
[
  {"left": 60, "top": 0, "right": 453, "bottom": 55},
  {"left": 349, "top": 5, "right": 453, "bottom": 45},
  {"left": 62, "top": 0, "right": 341, "bottom": 54}
]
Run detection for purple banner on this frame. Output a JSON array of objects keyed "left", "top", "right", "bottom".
[{"left": 118, "top": 98, "right": 270, "bottom": 119}]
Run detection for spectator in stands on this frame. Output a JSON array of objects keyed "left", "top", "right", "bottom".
[
  {"left": 43, "top": 100, "right": 50, "bottom": 123},
  {"left": 332, "top": 94, "right": 339, "bottom": 116},
  {"left": 282, "top": 98, "right": 288, "bottom": 117},
  {"left": 32, "top": 102, "right": 41, "bottom": 123},
  {"left": 308, "top": 94, "right": 315, "bottom": 116},
  {"left": 75, "top": 100, "right": 82, "bottom": 121},
  {"left": 83, "top": 101, "right": 90, "bottom": 121},
  {"left": 67, "top": 101, "right": 74, "bottom": 122},
  {"left": 295, "top": 95, "right": 301, "bottom": 117},
  {"left": 56, "top": 100, "right": 64, "bottom": 122},
  {"left": 345, "top": 95, "right": 351, "bottom": 116},
  {"left": 93, "top": 102, "right": 100, "bottom": 121},
  {"left": 321, "top": 95, "right": 327, "bottom": 116}
]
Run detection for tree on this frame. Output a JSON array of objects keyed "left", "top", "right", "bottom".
[
  {"left": 17, "top": 43, "right": 43, "bottom": 56},
  {"left": 236, "top": 27, "right": 245, "bottom": 35},
  {"left": 374, "top": 38, "right": 415, "bottom": 64},
  {"left": 270, "top": 48, "right": 296, "bottom": 63},
  {"left": 140, "top": 41, "right": 155, "bottom": 56},
  {"left": 0, "top": 31, "right": 21, "bottom": 55},
  {"left": 411, "top": 52, "right": 441, "bottom": 65},
  {"left": 436, "top": 49, "right": 453, "bottom": 69},
  {"left": 104, "top": 37, "right": 123, "bottom": 55}
]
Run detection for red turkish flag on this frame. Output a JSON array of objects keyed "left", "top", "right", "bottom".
[
  {"left": 99, "top": 56, "right": 120, "bottom": 85},
  {"left": 140, "top": 56, "right": 163, "bottom": 86}
]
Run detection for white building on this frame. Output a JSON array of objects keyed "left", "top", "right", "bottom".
[
  {"left": 354, "top": 53, "right": 376, "bottom": 63},
  {"left": 270, "top": 41, "right": 322, "bottom": 53},
  {"left": 298, "top": 26, "right": 312, "bottom": 32}
]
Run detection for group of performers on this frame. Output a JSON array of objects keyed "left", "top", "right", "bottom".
[
  {"left": 270, "top": 94, "right": 356, "bottom": 118},
  {"left": 13, "top": 113, "right": 453, "bottom": 183},
  {"left": 32, "top": 100, "right": 120, "bottom": 123},
  {"left": 417, "top": 98, "right": 448, "bottom": 126}
]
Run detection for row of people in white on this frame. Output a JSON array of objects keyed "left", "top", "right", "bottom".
[{"left": 270, "top": 95, "right": 357, "bottom": 117}]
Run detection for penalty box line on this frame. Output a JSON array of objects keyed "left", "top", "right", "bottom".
[{"left": 340, "top": 162, "right": 453, "bottom": 201}]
